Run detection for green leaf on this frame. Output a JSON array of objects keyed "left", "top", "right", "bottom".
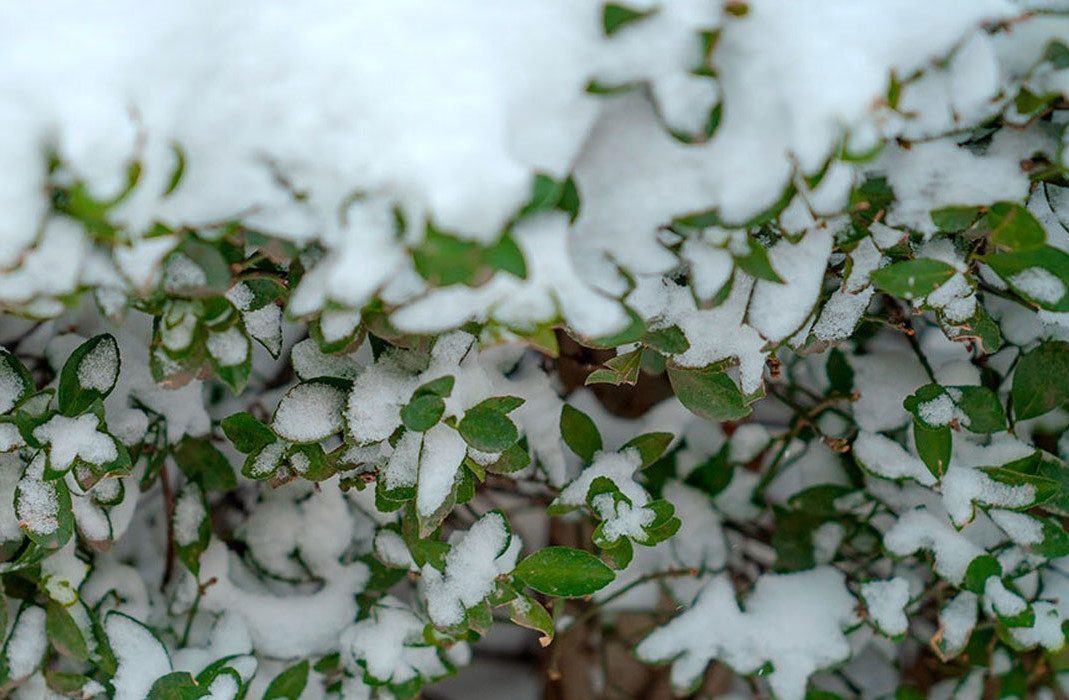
[
  {"left": 57, "top": 334, "right": 120, "bottom": 416},
  {"left": 984, "top": 202, "right": 1046, "bottom": 251},
  {"left": 288, "top": 442, "right": 335, "bottom": 482},
  {"left": 667, "top": 364, "right": 752, "bottom": 422},
  {"left": 684, "top": 446, "right": 733, "bottom": 497},
  {"left": 963, "top": 554, "right": 1001, "bottom": 594},
  {"left": 1045, "top": 40, "right": 1069, "bottom": 69},
  {"left": 401, "top": 394, "right": 445, "bottom": 432},
  {"left": 984, "top": 455, "right": 1059, "bottom": 508},
  {"left": 412, "top": 226, "right": 486, "bottom": 286},
  {"left": 46, "top": 601, "right": 88, "bottom": 662},
  {"left": 485, "top": 234, "right": 527, "bottom": 279},
  {"left": 477, "top": 395, "right": 525, "bottom": 413},
  {"left": 172, "top": 437, "right": 237, "bottom": 492},
  {"left": 414, "top": 375, "right": 455, "bottom": 398},
  {"left": 602, "top": 2, "right": 656, "bottom": 35},
  {"left": 512, "top": 546, "right": 615, "bottom": 597},
  {"left": 598, "top": 536, "right": 634, "bottom": 570},
  {"left": 560, "top": 405, "right": 602, "bottom": 462},
  {"left": 870, "top": 258, "right": 957, "bottom": 300},
  {"left": 951, "top": 386, "right": 1006, "bottom": 434},
  {"left": 644, "top": 325, "right": 690, "bottom": 354},
  {"left": 483, "top": 442, "right": 532, "bottom": 475},
  {"left": 263, "top": 659, "right": 309, "bottom": 700},
  {"left": 961, "top": 304, "right": 1003, "bottom": 354},
  {"left": 913, "top": 420, "right": 952, "bottom": 480},
  {"left": 520, "top": 174, "right": 565, "bottom": 216},
  {"left": 221, "top": 412, "right": 277, "bottom": 454},
  {"left": 1029, "top": 516, "right": 1069, "bottom": 558},
  {"left": 621, "top": 432, "right": 673, "bottom": 468},
  {"left": 44, "top": 670, "right": 96, "bottom": 695},
  {"left": 637, "top": 500, "right": 681, "bottom": 544},
  {"left": 586, "top": 349, "right": 642, "bottom": 387},
  {"left": 1012, "top": 341, "right": 1069, "bottom": 420},
  {"left": 147, "top": 672, "right": 209, "bottom": 700},
  {"left": 458, "top": 405, "right": 519, "bottom": 452},
  {"left": 825, "top": 347, "right": 854, "bottom": 395},
  {"left": 507, "top": 594, "right": 555, "bottom": 643},
  {"left": 736, "top": 241, "right": 784, "bottom": 283},
  {"left": 930, "top": 205, "right": 982, "bottom": 232},
  {"left": 984, "top": 246, "right": 1069, "bottom": 311}
]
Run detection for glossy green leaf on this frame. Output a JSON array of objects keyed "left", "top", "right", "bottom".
[
  {"left": 870, "top": 258, "right": 957, "bottom": 300},
  {"left": 263, "top": 659, "right": 309, "bottom": 700},
  {"left": 1012, "top": 341, "right": 1069, "bottom": 420},
  {"left": 512, "top": 546, "right": 615, "bottom": 597},
  {"left": 220, "top": 412, "right": 277, "bottom": 455},
  {"left": 667, "top": 364, "right": 751, "bottom": 422},
  {"left": 560, "top": 405, "right": 602, "bottom": 462}
]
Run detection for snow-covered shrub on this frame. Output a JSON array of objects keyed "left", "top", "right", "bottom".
[{"left": 1, "top": 1, "right": 1069, "bottom": 698}]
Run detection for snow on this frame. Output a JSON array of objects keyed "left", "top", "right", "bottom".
[
  {"left": 164, "top": 254, "right": 208, "bottom": 292},
  {"left": 41, "top": 540, "right": 89, "bottom": 605},
  {"left": 392, "top": 213, "right": 631, "bottom": 339},
  {"left": 77, "top": 336, "right": 119, "bottom": 391},
  {"left": 319, "top": 309, "right": 360, "bottom": 343},
  {"left": 884, "top": 508, "right": 984, "bottom": 585},
  {"left": 4, "top": 606, "right": 46, "bottom": 681},
  {"left": 663, "top": 480, "right": 728, "bottom": 571},
  {"left": 0, "top": 1, "right": 1058, "bottom": 695},
  {"left": 383, "top": 431, "right": 421, "bottom": 491},
  {"left": 272, "top": 381, "right": 346, "bottom": 443},
  {"left": 345, "top": 359, "right": 415, "bottom": 444},
  {"left": 729, "top": 424, "right": 770, "bottom": 464},
  {"left": 106, "top": 613, "right": 172, "bottom": 700},
  {"left": 557, "top": 448, "right": 648, "bottom": 508},
  {"left": 883, "top": 139, "right": 1030, "bottom": 235},
  {"left": 416, "top": 424, "right": 468, "bottom": 517},
  {"left": 1010, "top": 267, "right": 1066, "bottom": 305},
  {"left": 938, "top": 591, "right": 978, "bottom": 657},
  {"left": 0, "top": 358, "right": 25, "bottom": 415},
  {"left": 16, "top": 458, "right": 60, "bottom": 536},
  {"left": 854, "top": 431, "right": 936, "bottom": 486},
  {"left": 206, "top": 326, "right": 249, "bottom": 367},
  {"left": 748, "top": 228, "right": 833, "bottom": 342},
  {"left": 636, "top": 568, "right": 857, "bottom": 699},
  {"left": 341, "top": 598, "right": 447, "bottom": 684},
  {"left": 917, "top": 393, "right": 956, "bottom": 427},
  {"left": 173, "top": 483, "right": 205, "bottom": 547},
  {"left": 248, "top": 441, "right": 285, "bottom": 478},
  {"left": 627, "top": 274, "right": 767, "bottom": 394},
  {"left": 849, "top": 352, "right": 929, "bottom": 432},
  {"left": 1009, "top": 601, "right": 1066, "bottom": 651},
  {"left": 988, "top": 509, "right": 1044, "bottom": 546},
  {"left": 374, "top": 530, "right": 416, "bottom": 571},
  {"left": 243, "top": 304, "right": 282, "bottom": 356},
  {"left": 198, "top": 538, "right": 369, "bottom": 657},
  {"left": 983, "top": 577, "right": 1027, "bottom": 619},
  {"left": 941, "top": 463, "right": 1035, "bottom": 528},
  {"left": 423, "top": 511, "right": 516, "bottom": 627},
  {"left": 33, "top": 414, "right": 118, "bottom": 472},
  {"left": 591, "top": 493, "right": 655, "bottom": 543},
  {"left": 861, "top": 578, "right": 910, "bottom": 637}
]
